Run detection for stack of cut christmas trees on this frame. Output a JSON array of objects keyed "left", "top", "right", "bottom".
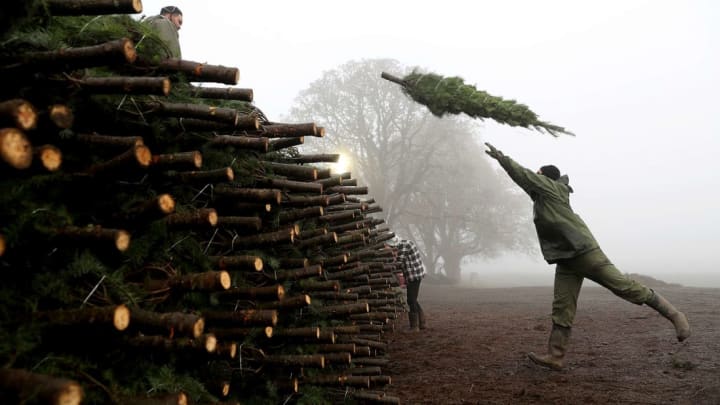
[{"left": 0, "top": 1, "right": 401, "bottom": 403}]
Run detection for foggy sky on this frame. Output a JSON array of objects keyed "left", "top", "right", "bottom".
[{"left": 139, "top": 1, "right": 720, "bottom": 286}]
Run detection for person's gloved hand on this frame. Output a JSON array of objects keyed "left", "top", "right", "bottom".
[{"left": 485, "top": 142, "right": 503, "bottom": 159}]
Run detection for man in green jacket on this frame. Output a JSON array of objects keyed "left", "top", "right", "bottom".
[
  {"left": 144, "top": 6, "right": 183, "bottom": 59},
  {"left": 484, "top": 142, "right": 690, "bottom": 370}
]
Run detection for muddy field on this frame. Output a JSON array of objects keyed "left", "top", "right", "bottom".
[{"left": 384, "top": 283, "right": 720, "bottom": 404}]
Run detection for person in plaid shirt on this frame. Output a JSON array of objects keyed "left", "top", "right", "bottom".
[{"left": 394, "top": 238, "right": 427, "bottom": 331}]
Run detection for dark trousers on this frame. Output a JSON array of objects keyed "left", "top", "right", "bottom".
[{"left": 406, "top": 279, "right": 422, "bottom": 315}]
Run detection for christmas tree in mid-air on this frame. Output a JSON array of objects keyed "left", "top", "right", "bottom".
[{"left": 381, "top": 70, "right": 574, "bottom": 137}]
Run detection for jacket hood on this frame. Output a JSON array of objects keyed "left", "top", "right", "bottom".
[{"left": 557, "top": 174, "right": 573, "bottom": 193}]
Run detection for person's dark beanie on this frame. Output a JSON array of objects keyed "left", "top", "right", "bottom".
[
  {"left": 540, "top": 165, "right": 561, "bottom": 180},
  {"left": 161, "top": 6, "right": 182, "bottom": 15}
]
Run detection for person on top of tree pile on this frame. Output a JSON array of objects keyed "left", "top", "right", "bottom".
[
  {"left": 390, "top": 237, "right": 427, "bottom": 332},
  {"left": 484, "top": 142, "right": 690, "bottom": 370},
  {"left": 144, "top": 5, "right": 183, "bottom": 58}
]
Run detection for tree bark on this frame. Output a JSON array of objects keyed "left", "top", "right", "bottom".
[
  {"left": 298, "top": 228, "right": 327, "bottom": 239},
  {"left": 130, "top": 308, "right": 204, "bottom": 338},
  {"left": 323, "top": 195, "right": 346, "bottom": 208},
  {"left": 256, "top": 294, "right": 312, "bottom": 309},
  {"left": 270, "top": 265, "right": 322, "bottom": 281},
  {"left": 165, "top": 208, "right": 217, "bottom": 229},
  {"left": 277, "top": 154, "right": 340, "bottom": 164},
  {"left": 296, "top": 232, "right": 337, "bottom": 249},
  {"left": 0, "top": 368, "right": 84, "bottom": 405},
  {"left": 202, "top": 309, "right": 278, "bottom": 327},
  {"left": 256, "top": 177, "right": 323, "bottom": 194},
  {"left": 144, "top": 101, "right": 238, "bottom": 126},
  {"left": 325, "top": 186, "right": 369, "bottom": 195},
  {"left": 167, "top": 167, "right": 233, "bottom": 184},
  {"left": 208, "top": 326, "right": 273, "bottom": 339},
  {"left": 215, "top": 285, "right": 284, "bottom": 301},
  {"left": 87, "top": 144, "right": 151, "bottom": 175},
  {"left": 344, "top": 366, "right": 381, "bottom": 375},
  {"left": 318, "top": 346, "right": 356, "bottom": 358},
  {"left": 272, "top": 327, "right": 319, "bottom": 339},
  {"left": 281, "top": 194, "right": 330, "bottom": 207},
  {"left": 156, "top": 59, "right": 240, "bottom": 85},
  {"left": 229, "top": 228, "right": 294, "bottom": 248},
  {"left": 315, "top": 175, "right": 343, "bottom": 188},
  {"left": 0, "top": 128, "right": 32, "bottom": 169},
  {"left": 310, "top": 292, "right": 359, "bottom": 301},
  {"left": 207, "top": 135, "right": 268, "bottom": 152},
  {"left": 116, "top": 194, "right": 175, "bottom": 224},
  {"left": 318, "top": 352, "right": 352, "bottom": 365},
  {"left": 268, "top": 136, "right": 304, "bottom": 151},
  {"left": 190, "top": 86, "right": 253, "bottom": 102},
  {"left": 55, "top": 225, "right": 130, "bottom": 252},
  {"left": 214, "top": 186, "right": 281, "bottom": 204},
  {"left": 263, "top": 354, "right": 324, "bottom": 368},
  {"left": 46, "top": 0, "right": 143, "bottom": 15},
  {"left": 77, "top": 76, "right": 170, "bottom": 95},
  {"left": 176, "top": 116, "right": 259, "bottom": 132},
  {"left": 260, "top": 122, "right": 318, "bottom": 138},
  {"left": 262, "top": 161, "right": 317, "bottom": 181},
  {"left": 278, "top": 206, "right": 324, "bottom": 224},
  {"left": 4, "top": 38, "right": 136, "bottom": 71},
  {"left": 151, "top": 151, "right": 202, "bottom": 170},
  {"left": 0, "top": 99, "right": 36, "bottom": 130},
  {"left": 315, "top": 302, "right": 369, "bottom": 316},
  {"left": 297, "top": 279, "right": 340, "bottom": 292},
  {"left": 33, "top": 304, "right": 130, "bottom": 331},
  {"left": 125, "top": 334, "right": 216, "bottom": 354},
  {"left": 167, "top": 271, "right": 231, "bottom": 292},
  {"left": 74, "top": 133, "right": 144, "bottom": 148},
  {"left": 216, "top": 215, "right": 262, "bottom": 231},
  {"left": 318, "top": 210, "right": 358, "bottom": 223},
  {"left": 208, "top": 255, "right": 263, "bottom": 272}
]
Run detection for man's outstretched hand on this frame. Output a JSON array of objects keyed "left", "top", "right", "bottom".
[{"left": 485, "top": 142, "right": 503, "bottom": 159}]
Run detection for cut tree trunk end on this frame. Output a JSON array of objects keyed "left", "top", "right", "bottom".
[
  {"left": 130, "top": 308, "right": 205, "bottom": 339},
  {"left": 168, "top": 271, "right": 231, "bottom": 292},
  {"left": 0, "top": 127, "right": 32, "bottom": 169},
  {"left": 48, "top": 104, "right": 74, "bottom": 129},
  {"left": 0, "top": 99, "right": 37, "bottom": 130},
  {"left": 33, "top": 144, "right": 62, "bottom": 171},
  {"left": 87, "top": 144, "right": 152, "bottom": 175},
  {"left": 78, "top": 76, "right": 170, "bottom": 96},
  {"left": 190, "top": 86, "right": 253, "bottom": 102},
  {"left": 151, "top": 151, "right": 202, "bottom": 170},
  {"left": 55, "top": 225, "right": 130, "bottom": 252},
  {"left": 8, "top": 38, "right": 137, "bottom": 71},
  {"left": 165, "top": 208, "right": 218, "bottom": 229},
  {"left": 156, "top": 59, "right": 240, "bottom": 85},
  {"left": 34, "top": 304, "right": 130, "bottom": 331},
  {"left": 209, "top": 255, "right": 263, "bottom": 272},
  {"left": 0, "top": 368, "right": 84, "bottom": 405}
]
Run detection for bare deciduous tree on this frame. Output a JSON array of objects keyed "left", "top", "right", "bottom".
[{"left": 289, "top": 58, "right": 534, "bottom": 282}]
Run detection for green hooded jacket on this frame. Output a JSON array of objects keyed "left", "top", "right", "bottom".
[
  {"left": 496, "top": 153, "right": 599, "bottom": 264},
  {"left": 145, "top": 15, "right": 181, "bottom": 59}
]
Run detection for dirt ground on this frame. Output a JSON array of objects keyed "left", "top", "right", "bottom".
[{"left": 384, "top": 283, "right": 720, "bottom": 405}]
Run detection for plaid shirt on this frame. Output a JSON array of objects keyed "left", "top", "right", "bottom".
[{"left": 396, "top": 239, "right": 426, "bottom": 282}]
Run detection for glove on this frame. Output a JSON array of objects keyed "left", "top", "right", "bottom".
[{"left": 484, "top": 142, "right": 503, "bottom": 159}]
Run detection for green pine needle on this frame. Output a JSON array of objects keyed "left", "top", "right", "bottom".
[{"left": 397, "top": 70, "right": 574, "bottom": 136}]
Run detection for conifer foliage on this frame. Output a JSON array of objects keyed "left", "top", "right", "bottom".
[{"left": 382, "top": 70, "right": 574, "bottom": 136}]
